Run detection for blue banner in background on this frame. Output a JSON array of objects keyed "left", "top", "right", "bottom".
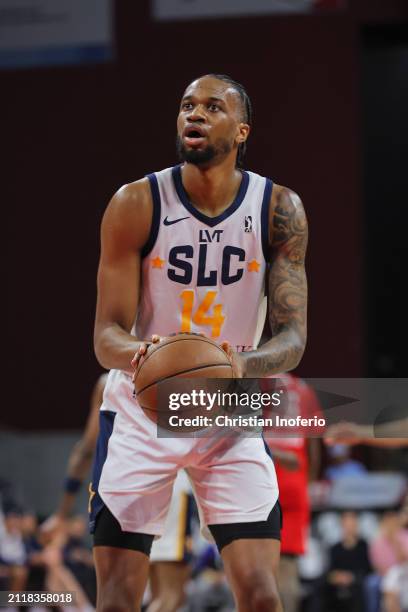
[
  {"left": 0, "top": 0, "right": 113, "bottom": 69},
  {"left": 152, "top": 0, "right": 346, "bottom": 21}
]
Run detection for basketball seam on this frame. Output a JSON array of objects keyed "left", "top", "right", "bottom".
[
  {"left": 136, "top": 363, "right": 233, "bottom": 396},
  {"left": 138, "top": 336, "right": 228, "bottom": 371}
]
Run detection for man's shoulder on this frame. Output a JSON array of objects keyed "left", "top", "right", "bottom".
[
  {"left": 106, "top": 177, "right": 154, "bottom": 220},
  {"left": 271, "top": 183, "right": 303, "bottom": 211},
  {"left": 114, "top": 165, "right": 174, "bottom": 202},
  {"left": 114, "top": 176, "right": 151, "bottom": 203},
  {"left": 101, "top": 177, "right": 155, "bottom": 243}
]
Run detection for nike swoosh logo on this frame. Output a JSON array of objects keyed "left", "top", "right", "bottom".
[{"left": 163, "top": 216, "right": 190, "bottom": 226}]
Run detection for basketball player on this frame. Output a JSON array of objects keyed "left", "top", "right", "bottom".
[
  {"left": 41, "top": 374, "right": 194, "bottom": 612},
  {"left": 92, "top": 74, "right": 308, "bottom": 612},
  {"left": 265, "top": 374, "right": 323, "bottom": 612},
  {"left": 41, "top": 374, "right": 107, "bottom": 535}
]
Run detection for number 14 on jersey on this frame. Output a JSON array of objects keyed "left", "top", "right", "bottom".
[{"left": 180, "top": 290, "right": 225, "bottom": 338}]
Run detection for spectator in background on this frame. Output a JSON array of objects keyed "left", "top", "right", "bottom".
[
  {"left": 0, "top": 511, "right": 27, "bottom": 592},
  {"left": 382, "top": 563, "right": 408, "bottom": 612},
  {"left": 324, "top": 444, "right": 367, "bottom": 481},
  {"left": 0, "top": 478, "right": 22, "bottom": 517},
  {"left": 186, "top": 544, "right": 234, "bottom": 611},
  {"left": 400, "top": 495, "right": 408, "bottom": 530},
  {"left": 364, "top": 511, "right": 408, "bottom": 612},
  {"left": 370, "top": 511, "right": 408, "bottom": 577},
  {"left": 326, "top": 511, "right": 372, "bottom": 612},
  {"left": 63, "top": 515, "right": 96, "bottom": 606},
  {"left": 20, "top": 512, "right": 48, "bottom": 595},
  {"left": 19, "top": 511, "right": 95, "bottom": 611}
]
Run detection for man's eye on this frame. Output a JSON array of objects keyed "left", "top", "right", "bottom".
[
  {"left": 208, "top": 104, "right": 220, "bottom": 112},
  {"left": 182, "top": 103, "right": 192, "bottom": 110}
]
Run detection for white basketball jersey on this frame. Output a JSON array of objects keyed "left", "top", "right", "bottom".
[
  {"left": 136, "top": 164, "right": 272, "bottom": 352},
  {"left": 94, "top": 166, "right": 279, "bottom": 533}
]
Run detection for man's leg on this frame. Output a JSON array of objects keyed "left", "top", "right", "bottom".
[
  {"left": 93, "top": 506, "right": 154, "bottom": 612},
  {"left": 147, "top": 472, "right": 192, "bottom": 612},
  {"left": 147, "top": 561, "right": 190, "bottom": 612},
  {"left": 278, "top": 554, "right": 301, "bottom": 612},
  {"left": 220, "top": 539, "right": 282, "bottom": 612},
  {"left": 209, "top": 502, "right": 283, "bottom": 612},
  {"left": 94, "top": 547, "right": 149, "bottom": 612},
  {"left": 190, "top": 435, "right": 282, "bottom": 610}
]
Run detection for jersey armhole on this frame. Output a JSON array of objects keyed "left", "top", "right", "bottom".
[
  {"left": 261, "top": 177, "right": 273, "bottom": 262},
  {"left": 141, "top": 173, "right": 161, "bottom": 258}
]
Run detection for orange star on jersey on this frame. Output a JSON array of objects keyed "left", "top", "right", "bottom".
[
  {"left": 248, "top": 259, "right": 261, "bottom": 272},
  {"left": 151, "top": 256, "right": 165, "bottom": 269}
]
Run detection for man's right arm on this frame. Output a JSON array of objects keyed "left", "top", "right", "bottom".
[
  {"left": 325, "top": 419, "right": 408, "bottom": 448},
  {"left": 94, "top": 179, "right": 153, "bottom": 371}
]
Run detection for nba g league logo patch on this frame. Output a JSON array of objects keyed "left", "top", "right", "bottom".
[{"left": 244, "top": 216, "right": 252, "bottom": 232}]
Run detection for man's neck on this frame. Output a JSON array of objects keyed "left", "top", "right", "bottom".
[
  {"left": 343, "top": 535, "right": 358, "bottom": 548},
  {"left": 181, "top": 158, "right": 243, "bottom": 217}
]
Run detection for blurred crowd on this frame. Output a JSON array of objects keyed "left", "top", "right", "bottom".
[
  {"left": 0, "top": 507, "right": 95, "bottom": 611},
  {"left": 1, "top": 448, "right": 408, "bottom": 612},
  {"left": 299, "top": 503, "right": 408, "bottom": 612}
]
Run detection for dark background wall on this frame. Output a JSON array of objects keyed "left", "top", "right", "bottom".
[
  {"left": 3, "top": 0, "right": 407, "bottom": 429},
  {"left": 362, "top": 25, "right": 408, "bottom": 378}
]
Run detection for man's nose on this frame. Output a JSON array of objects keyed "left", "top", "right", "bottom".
[{"left": 187, "top": 105, "right": 206, "bottom": 122}]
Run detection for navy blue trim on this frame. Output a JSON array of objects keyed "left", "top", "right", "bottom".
[
  {"left": 142, "top": 173, "right": 161, "bottom": 258},
  {"left": 89, "top": 410, "right": 116, "bottom": 534},
  {"left": 262, "top": 433, "right": 274, "bottom": 460},
  {"left": 261, "top": 178, "right": 273, "bottom": 262},
  {"left": 172, "top": 165, "right": 250, "bottom": 227}
]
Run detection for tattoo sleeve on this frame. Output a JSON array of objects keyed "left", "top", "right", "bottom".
[{"left": 244, "top": 189, "right": 308, "bottom": 377}]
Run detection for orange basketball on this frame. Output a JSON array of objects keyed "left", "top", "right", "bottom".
[{"left": 133, "top": 334, "right": 233, "bottom": 424}]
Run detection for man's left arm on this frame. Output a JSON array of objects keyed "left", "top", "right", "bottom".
[{"left": 242, "top": 187, "right": 308, "bottom": 377}]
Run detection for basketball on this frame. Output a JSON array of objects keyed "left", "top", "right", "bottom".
[{"left": 133, "top": 334, "right": 234, "bottom": 422}]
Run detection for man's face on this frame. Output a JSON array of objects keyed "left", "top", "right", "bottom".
[
  {"left": 176, "top": 76, "right": 249, "bottom": 167},
  {"left": 341, "top": 512, "right": 358, "bottom": 538}
]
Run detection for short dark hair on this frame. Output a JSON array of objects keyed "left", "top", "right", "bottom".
[{"left": 198, "top": 73, "right": 252, "bottom": 168}]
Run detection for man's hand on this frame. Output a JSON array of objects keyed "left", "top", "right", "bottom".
[
  {"left": 40, "top": 514, "right": 66, "bottom": 537},
  {"left": 324, "top": 422, "right": 371, "bottom": 446},
  {"left": 131, "top": 334, "right": 162, "bottom": 381},
  {"left": 220, "top": 341, "right": 246, "bottom": 378},
  {"left": 270, "top": 448, "right": 300, "bottom": 471},
  {"left": 329, "top": 570, "right": 355, "bottom": 586},
  {"left": 131, "top": 335, "right": 246, "bottom": 381}
]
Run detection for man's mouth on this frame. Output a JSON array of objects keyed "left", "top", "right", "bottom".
[{"left": 183, "top": 126, "right": 207, "bottom": 147}]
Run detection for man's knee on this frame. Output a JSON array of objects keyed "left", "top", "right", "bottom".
[
  {"left": 97, "top": 587, "right": 139, "bottom": 612},
  {"left": 235, "top": 568, "right": 282, "bottom": 611},
  {"left": 97, "top": 573, "right": 144, "bottom": 611},
  {"left": 253, "top": 590, "right": 281, "bottom": 612}
]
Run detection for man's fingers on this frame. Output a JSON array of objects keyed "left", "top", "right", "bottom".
[
  {"left": 220, "top": 340, "right": 232, "bottom": 355},
  {"left": 131, "top": 343, "right": 148, "bottom": 369},
  {"left": 131, "top": 336, "right": 162, "bottom": 372}
]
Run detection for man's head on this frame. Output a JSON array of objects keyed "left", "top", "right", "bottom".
[
  {"left": 341, "top": 511, "right": 359, "bottom": 540},
  {"left": 328, "top": 444, "right": 351, "bottom": 464},
  {"left": 177, "top": 74, "right": 252, "bottom": 168}
]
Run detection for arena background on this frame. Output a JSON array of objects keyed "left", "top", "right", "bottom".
[{"left": 1, "top": 1, "right": 408, "bottom": 608}]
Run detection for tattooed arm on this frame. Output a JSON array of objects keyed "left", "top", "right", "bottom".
[{"left": 242, "top": 186, "right": 308, "bottom": 377}]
